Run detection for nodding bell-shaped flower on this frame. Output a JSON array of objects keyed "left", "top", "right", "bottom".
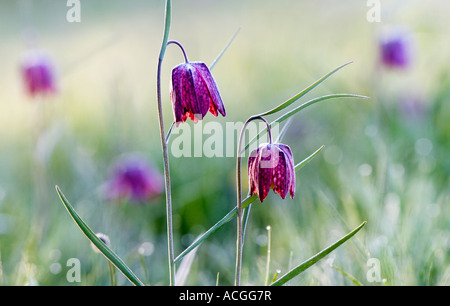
[
  {"left": 169, "top": 42, "right": 225, "bottom": 125},
  {"left": 248, "top": 143, "right": 296, "bottom": 202},
  {"left": 20, "top": 49, "right": 57, "bottom": 97}
]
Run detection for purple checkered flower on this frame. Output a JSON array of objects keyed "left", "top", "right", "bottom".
[
  {"left": 170, "top": 62, "right": 226, "bottom": 125},
  {"left": 20, "top": 49, "right": 57, "bottom": 97},
  {"left": 105, "top": 155, "right": 164, "bottom": 203},
  {"left": 248, "top": 143, "right": 296, "bottom": 202},
  {"left": 379, "top": 27, "right": 413, "bottom": 69}
]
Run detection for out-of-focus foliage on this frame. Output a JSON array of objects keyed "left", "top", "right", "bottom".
[{"left": 0, "top": 0, "right": 448, "bottom": 285}]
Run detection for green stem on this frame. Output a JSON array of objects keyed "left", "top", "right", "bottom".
[
  {"left": 264, "top": 225, "right": 272, "bottom": 286},
  {"left": 235, "top": 116, "right": 272, "bottom": 286},
  {"left": 156, "top": 0, "right": 175, "bottom": 286}
]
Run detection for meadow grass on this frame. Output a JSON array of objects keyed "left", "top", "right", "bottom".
[{"left": 0, "top": 0, "right": 448, "bottom": 286}]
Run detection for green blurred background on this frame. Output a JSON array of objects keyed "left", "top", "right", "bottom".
[{"left": 0, "top": 0, "right": 448, "bottom": 285}]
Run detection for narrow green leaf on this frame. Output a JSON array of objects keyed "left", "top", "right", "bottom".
[
  {"left": 258, "top": 61, "right": 353, "bottom": 117},
  {"left": 55, "top": 186, "right": 145, "bottom": 286},
  {"left": 271, "top": 94, "right": 369, "bottom": 126},
  {"left": 271, "top": 221, "right": 367, "bottom": 286},
  {"left": 244, "top": 94, "right": 369, "bottom": 152},
  {"left": 174, "top": 145, "right": 325, "bottom": 264},
  {"left": 210, "top": 27, "right": 241, "bottom": 71},
  {"left": 165, "top": 121, "right": 175, "bottom": 144}
]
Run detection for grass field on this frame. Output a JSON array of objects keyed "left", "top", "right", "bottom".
[{"left": 0, "top": 0, "right": 448, "bottom": 286}]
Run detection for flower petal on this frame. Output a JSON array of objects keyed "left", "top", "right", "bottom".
[
  {"left": 181, "top": 64, "right": 202, "bottom": 120},
  {"left": 191, "top": 62, "right": 226, "bottom": 117},
  {"left": 248, "top": 147, "right": 260, "bottom": 197},
  {"left": 256, "top": 144, "right": 275, "bottom": 202},
  {"left": 190, "top": 63, "right": 213, "bottom": 119},
  {"left": 271, "top": 145, "right": 289, "bottom": 199},
  {"left": 171, "top": 65, "right": 189, "bottom": 124},
  {"left": 278, "top": 144, "right": 296, "bottom": 199}
]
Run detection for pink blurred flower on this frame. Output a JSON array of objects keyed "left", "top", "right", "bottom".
[
  {"left": 20, "top": 49, "right": 57, "bottom": 97},
  {"left": 105, "top": 154, "right": 164, "bottom": 203}
]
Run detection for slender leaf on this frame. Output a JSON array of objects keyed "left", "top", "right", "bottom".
[
  {"left": 210, "top": 27, "right": 241, "bottom": 71},
  {"left": 165, "top": 121, "right": 175, "bottom": 144},
  {"left": 271, "top": 94, "right": 369, "bottom": 126},
  {"left": 55, "top": 186, "right": 145, "bottom": 286},
  {"left": 174, "top": 145, "right": 325, "bottom": 263},
  {"left": 271, "top": 221, "right": 367, "bottom": 286},
  {"left": 244, "top": 93, "right": 369, "bottom": 152},
  {"left": 175, "top": 238, "right": 199, "bottom": 286},
  {"left": 258, "top": 61, "right": 353, "bottom": 117}
]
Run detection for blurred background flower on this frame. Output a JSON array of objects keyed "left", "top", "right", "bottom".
[
  {"left": 20, "top": 48, "right": 58, "bottom": 98},
  {"left": 378, "top": 26, "right": 414, "bottom": 70},
  {"left": 102, "top": 153, "right": 164, "bottom": 203}
]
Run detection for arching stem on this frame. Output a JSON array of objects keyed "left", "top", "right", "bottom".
[
  {"left": 235, "top": 115, "right": 272, "bottom": 286},
  {"left": 167, "top": 40, "right": 189, "bottom": 63}
]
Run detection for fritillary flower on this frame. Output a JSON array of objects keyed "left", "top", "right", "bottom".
[
  {"left": 248, "top": 143, "right": 296, "bottom": 202},
  {"left": 169, "top": 41, "right": 225, "bottom": 125}
]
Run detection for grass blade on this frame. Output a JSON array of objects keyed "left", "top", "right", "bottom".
[
  {"left": 165, "top": 121, "right": 175, "bottom": 143},
  {"left": 271, "top": 221, "right": 367, "bottom": 286},
  {"left": 259, "top": 61, "right": 353, "bottom": 117},
  {"left": 55, "top": 186, "right": 145, "bottom": 286},
  {"left": 174, "top": 145, "right": 325, "bottom": 264}
]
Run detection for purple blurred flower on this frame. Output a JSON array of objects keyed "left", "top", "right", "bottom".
[
  {"left": 379, "top": 27, "right": 414, "bottom": 69},
  {"left": 20, "top": 49, "right": 57, "bottom": 97},
  {"left": 105, "top": 155, "right": 164, "bottom": 203},
  {"left": 170, "top": 62, "right": 226, "bottom": 126},
  {"left": 248, "top": 143, "right": 296, "bottom": 202}
]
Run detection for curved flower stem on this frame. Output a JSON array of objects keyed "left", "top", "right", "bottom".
[
  {"left": 156, "top": 0, "right": 175, "bottom": 286},
  {"left": 167, "top": 40, "right": 189, "bottom": 63},
  {"left": 235, "top": 115, "right": 272, "bottom": 286}
]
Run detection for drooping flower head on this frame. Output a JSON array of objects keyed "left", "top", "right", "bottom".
[
  {"left": 20, "top": 49, "right": 57, "bottom": 97},
  {"left": 379, "top": 26, "right": 414, "bottom": 69},
  {"left": 248, "top": 143, "right": 296, "bottom": 202},
  {"left": 169, "top": 41, "right": 225, "bottom": 125},
  {"left": 105, "top": 154, "right": 164, "bottom": 203}
]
